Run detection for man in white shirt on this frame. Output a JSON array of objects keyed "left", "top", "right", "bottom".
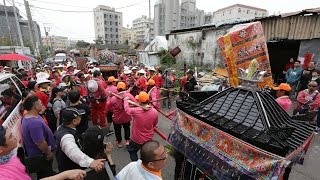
[
  {"left": 55, "top": 107, "right": 105, "bottom": 172},
  {"left": 116, "top": 140, "right": 167, "bottom": 180}
]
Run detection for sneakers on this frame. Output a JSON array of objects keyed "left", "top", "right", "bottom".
[
  {"left": 105, "top": 130, "right": 114, "bottom": 137},
  {"left": 125, "top": 140, "right": 130, "bottom": 146},
  {"left": 116, "top": 141, "right": 123, "bottom": 148}
]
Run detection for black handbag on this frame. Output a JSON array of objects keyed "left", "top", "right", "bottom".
[{"left": 24, "top": 154, "right": 52, "bottom": 174}]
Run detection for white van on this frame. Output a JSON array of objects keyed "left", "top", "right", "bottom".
[{"left": 0, "top": 73, "right": 25, "bottom": 148}]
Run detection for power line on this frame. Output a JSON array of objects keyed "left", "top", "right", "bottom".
[
  {"left": 13, "top": 0, "right": 149, "bottom": 13},
  {"left": 30, "top": 0, "right": 89, "bottom": 9}
]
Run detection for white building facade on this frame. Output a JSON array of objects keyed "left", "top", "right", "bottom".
[
  {"left": 179, "top": 0, "right": 205, "bottom": 29},
  {"left": 93, "top": 5, "right": 123, "bottom": 45},
  {"left": 132, "top": 15, "right": 155, "bottom": 43},
  {"left": 212, "top": 4, "right": 268, "bottom": 25}
]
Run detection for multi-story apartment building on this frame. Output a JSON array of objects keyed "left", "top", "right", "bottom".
[
  {"left": 154, "top": 0, "right": 179, "bottom": 36},
  {"left": 204, "top": 12, "right": 213, "bottom": 25},
  {"left": 120, "top": 27, "right": 137, "bottom": 48},
  {"left": 132, "top": 15, "right": 154, "bottom": 43},
  {"left": 179, "top": 0, "right": 205, "bottom": 29},
  {"left": 0, "top": 5, "right": 41, "bottom": 47},
  {"left": 93, "top": 5, "right": 123, "bottom": 45},
  {"left": 212, "top": 4, "right": 268, "bottom": 25},
  {"left": 42, "top": 36, "right": 72, "bottom": 50}
]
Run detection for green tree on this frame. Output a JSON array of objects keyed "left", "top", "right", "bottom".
[
  {"left": 158, "top": 48, "right": 176, "bottom": 65},
  {"left": 76, "top": 40, "right": 90, "bottom": 48},
  {"left": 94, "top": 36, "right": 104, "bottom": 45}
]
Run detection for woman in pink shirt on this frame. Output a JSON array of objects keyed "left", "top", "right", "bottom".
[
  {"left": 273, "top": 83, "right": 292, "bottom": 112},
  {"left": 124, "top": 91, "right": 158, "bottom": 161},
  {"left": 107, "top": 82, "right": 136, "bottom": 148},
  {"left": 147, "top": 79, "right": 160, "bottom": 110}
]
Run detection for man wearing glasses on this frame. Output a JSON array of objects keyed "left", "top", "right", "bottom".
[{"left": 116, "top": 140, "right": 168, "bottom": 180}]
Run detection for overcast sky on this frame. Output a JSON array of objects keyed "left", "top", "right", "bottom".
[{"left": 2, "top": 0, "right": 320, "bottom": 42}]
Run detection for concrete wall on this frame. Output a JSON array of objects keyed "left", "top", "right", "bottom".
[
  {"left": 168, "top": 27, "right": 230, "bottom": 68},
  {"left": 298, "top": 39, "right": 320, "bottom": 69}
]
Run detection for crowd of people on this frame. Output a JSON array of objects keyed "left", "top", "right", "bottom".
[
  {"left": 0, "top": 58, "right": 199, "bottom": 180},
  {"left": 274, "top": 59, "right": 320, "bottom": 130}
]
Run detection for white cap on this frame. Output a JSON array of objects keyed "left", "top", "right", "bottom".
[
  {"left": 58, "top": 64, "right": 64, "bottom": 68},
  {"left": 88, "top": 80, "right": 98, "bottom": 92},
  {"left": 35, "top": 67, "right": 41, "bottom": 70},
  {"left": 73, "top": 69, "right": 81, "bottom": 75},
  {"left": 137, "top": 69, "right": 146, "bottom": 74},
  {"left": 3, "top": 66, "right": 10, "bottom": 69},
  {"left": 124, "top": 69, "right": 132, "bottom": 74},
  {"left": 36, "top": 78, "right": 51, "bottom": 85},
  {"left": 36, "top": 72, "right": 50, "bottom": 80},
  {"left": 131, "top": 66, "right": 138, "bottom": 70},
  {"left": 44, "top": 65, "right": 49, "bottom": 68},
  {"left": 149, "top": 67, "right": 156, "bottom": 71},
  {"left": 61, "top": 73, "right": 70, "bottom": 80},
  {"left": 66, "top": 63, "right": 73, "bottom": 68},
  {"left": 84, "top": 74, "right": 90, "bottom": 78}
]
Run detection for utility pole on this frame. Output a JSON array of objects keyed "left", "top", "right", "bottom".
[
  {"left": 12, "top": 0, "right": 26, "bottom": 68},
  {"left": 24, "top": 0, "right": 39, "bottom": 56},
  {"left": 148, "top": 0, "right": 151, "bottom": 51},
  {"left": 3, "top": 0, "right": 13, "bottom": 46}
]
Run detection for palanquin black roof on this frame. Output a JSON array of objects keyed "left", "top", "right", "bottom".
[{"left": 177, "top": 87, "right": 315, "bottom": 157}]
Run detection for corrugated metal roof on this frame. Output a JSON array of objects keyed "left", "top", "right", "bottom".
[
  {"left": 169, "top": 7, "right": 320, "bottom": 41},
  {"left": 261, "top": 14, "right": 320, "bottom": 40}
]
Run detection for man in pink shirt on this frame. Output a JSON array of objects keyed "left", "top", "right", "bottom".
[
  {"left": 147, "top": 79, "right": 160, "bottom": 110},
  {"left": 296, "top": 81, "right": 320, "bottom": 113},
  {"left": 124, "top": 91, "right": 158, "bottom": 161},
  {"left": 107, "top": 82, "right": 136, "bottom": 148},
  {"left": 273, "top": 83, "right": 292, "bottom": 112},
  {"left": 105, "top": 76, "right": 119, "bottom": 136}
]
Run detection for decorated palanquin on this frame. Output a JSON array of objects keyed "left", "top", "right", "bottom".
[
  {"left": 168, "top": 21, "right": 315, "bottom": 180},
  {"left": 217, "top": 21, "right": 273, "bottom": 89},
  {"left": 170, "top": 87, "right": 315, "bottom": 179}
]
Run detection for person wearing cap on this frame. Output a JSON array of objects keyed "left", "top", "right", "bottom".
[
  {"left": 60, "top": 73, "right": 71, "bottom": 87},
  {"left": 90, "top": 70, "right": 108, "bottom": 129},
  {"left": 107, "top": 82, "right": 136, "bottom": 148},
  {"left": 66, "top": 64, "right": 75, "bottom": 75},
  {"left": 55, "top": 107, "right": 105, "bottom": 172},
  {"left": 147, "top": 79, "right": 160, "bottom": 110},
  {"left": 136, "top": 69, "right": 147, "bottom": 92},
  {"left": 35, "top": 67, "right": 41, "bottom": 74},
  {"left": 53, "top": 70, "right": 62, "bottom": 86},
  {"left": 104, "top": 76, "right": 119, "bottom": 136},
  {"left": 148, "top": 67, "right": 161, "bottom": 88},
  {"left": 51, "top": 86, "right": 67, "bottom": 130},
  {"left": 123, "top": 91, "right": 158, "bottom": 161},
  {"left": 273, "top": 83, "right": 292, "bottom": 112},
  {"left": 295, "top": 81, "right": 320, "bottom": 114},
  {"left": 44, "top": 65, "right": 52, "bottom": 77},
  {"left": 35, "top": 78, "right": 52, "bottom": 110},
  {"left": 21, "top": 96, "right": 56, "bottom": 178},
  {"left": 68, "top": 90, "right": 90, "bottom": 134}
]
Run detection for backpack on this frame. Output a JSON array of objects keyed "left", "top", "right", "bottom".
[{"left": 45, "top": 99, "right": 60, "bottom": 132}]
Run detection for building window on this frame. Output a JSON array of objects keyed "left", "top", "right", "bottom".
[
  {"left": 116, "top": 41, "right": 118, "bottom": 44},
  {"left": 111, "top": 34, "right": 113, "bottom": 38},
  {"left": 115, "top": 22, "right": 118, "bottom": 26},
  {"left": 115, "top": 15, "right": 117, "bottom": 18},
  {"left": 255, "top": 11, "right": 257, "bottom": 15},
  {"left": 110, "top": 21, "right": 112, "bottom": 25},
  {"left": 238, "top": 8, "right": 241, "bottom": 12},
  {"left": 229, "top": 10, "right": 231, "bottom": 14},
  {"left": 104, "top": 14, "right": 106, "bottom": 18},
  {"left": 110, "top": 15, "right": 112, "bottom": 18},
  {"left": 247, "top": 10, "right": 250, "bottom": 14},
  {"left": 116, "top": 35, "right": 118, "bottom": 38},
  {"left": 223, "top": 11, "right": 225, "bottom": 16},
  {"left": 116, "top": 28, "right": 118, "bottom": 32},
  {"left": 110, "top": 28, "right": 113, "bottom": 32}
]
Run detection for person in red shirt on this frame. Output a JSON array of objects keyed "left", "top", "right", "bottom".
[
  {"left": 77, "top": 72, "right": 88, "bottom": 98},
  {"left": 136, "top": 69, "right": 147, "bottom": 92},
  {"left": 90, "top": 70, "right": 108, "bottom": 131},
  {"left": 283, "top": 58, "right": 294, "bottom": 75},
  {"left": 52, "top": 70, "right": 62, "bottom": 86}
]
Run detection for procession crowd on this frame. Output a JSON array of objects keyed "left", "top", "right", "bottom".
[
  {"left": 0, "top": 59, "right": 198, "bottom": 180},
  {"left": 274, "top": 59, "right": 320, "bottom": 130}
]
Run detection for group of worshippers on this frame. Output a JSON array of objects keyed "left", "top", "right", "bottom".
[
  {"left": 274, "top": 60, "right": 320, "bottom": 131},
  {"left": 0, "top": 61, "right": 173, "bottom": 179}
]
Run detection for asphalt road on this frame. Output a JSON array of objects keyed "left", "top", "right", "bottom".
[{"left": 30, "top": 98, "right": 320, "bottom": 180}]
